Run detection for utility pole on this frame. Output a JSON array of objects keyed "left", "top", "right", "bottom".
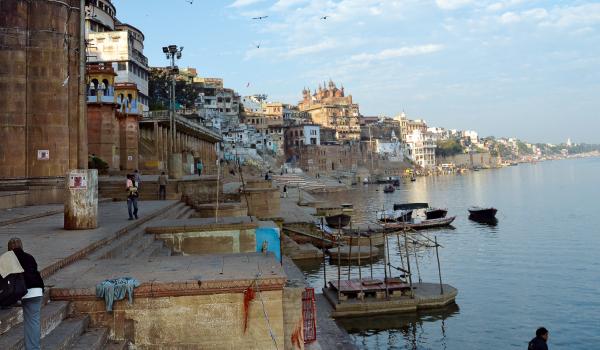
[{"left": 162, "top": 45, "right": 183, "bottom": 177}]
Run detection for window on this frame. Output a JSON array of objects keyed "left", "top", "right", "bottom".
[{"left": 117, "top": 62, "right": 126, "bottom": 71}]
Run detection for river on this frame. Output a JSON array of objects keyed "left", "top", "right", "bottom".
[{"left": 298, "top": 157, "right": 600, "bottom": 349}]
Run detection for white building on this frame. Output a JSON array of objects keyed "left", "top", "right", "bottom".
[
  {"left": 405, "top": 130, "right": 436, "bottom": 168},
  {"left": 463, "top": 130, "right": 479, "bottom": 144},
  {"left": 86, "top": 0, "right": 149, "bottom": 110}
]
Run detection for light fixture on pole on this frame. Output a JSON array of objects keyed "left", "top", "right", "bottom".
[{"left": 162, "top": 45, "right": 183, "bottom": 154}]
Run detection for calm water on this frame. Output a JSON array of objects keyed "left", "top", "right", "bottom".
[{"left": 299, "top": 158, "right": 600, "bottom": 349}]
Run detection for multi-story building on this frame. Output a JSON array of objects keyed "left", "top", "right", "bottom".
[
  {"left": 298, "top": 80, "right": 360, "bottom": 141},
  {"left": 85, "top": 0, "right": 150, "bottom": 110},
  {"left": 405, "top": 129, "right": 436, "bottom": 168},
  {"left": 396, "top": 113, "right": 428, "bottom": 142}
]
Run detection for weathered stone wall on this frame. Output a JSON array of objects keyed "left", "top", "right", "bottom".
[
  {"left": 242, "top": 187, "right": 281, "bottom": 219},
  {"left": 191, "top": 202, "right": 247, "bottom": 218},
  {"left": 283, "top": 285, "right": 305, "bottom": 350},
  {"left": 0, "top": 0, "right": 84, "bottom": 179},
  {"left": 88, "top": 104, "right": 120, "bottom": 170},
  {"left": 157, "top": 229, "right": 257, "bottom": 255},
  {"left": 70, "top": 291, "right": 285, "bottom": 349},
  {"left": 118, "top": 113, "right": 140, "bottom": 171},
  {"left": 437, "top": 152, "right": 500, "bottom": 168}
]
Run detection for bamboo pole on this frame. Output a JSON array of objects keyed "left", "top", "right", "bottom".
[
  {"left": 413, "top": 240, "right": 422, "bottom": 283},
  {"left": 347, "top": 236, "right": 352, "bottom": 280},
  {"left": 369, "top": 236, "right": 373, "bottom": 279},
  {"left": 385, "top": 231, "right": 392, "bottom": 278},
  {"left": 435, "top": 236, "right": 444, "bottom": 295},
  {"left": 403, "top": 230, "right": 414, "bottom": 298},
  {"left": 382, "top": 231, "right": 389, "bottom": 299},
  {"left": 357, "top": 236, "right": 362, "bottom": 280},
  {"left": 321, "top": 218, "right": 326, "bottom": 288},
  {"left": 396, "top": 232, "right": 405, "bottom": 269},
  {"left": 337, "top": 216, "right": 341, "bottom": 304}
]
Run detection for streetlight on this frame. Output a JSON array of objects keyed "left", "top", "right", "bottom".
[{"left": 162, "top": 45, "right": 183, "bottom": 154}]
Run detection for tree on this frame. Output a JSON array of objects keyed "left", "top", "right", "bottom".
[
  {"left": 148, "top": 68, "right": 201, "bottom": 110},
  {"left": 436, "top": 139, "right": 465, "bottom": 157}
]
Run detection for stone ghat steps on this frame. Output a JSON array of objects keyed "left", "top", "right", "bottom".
[
  {"left": 89, "top": 201, "right": 187, "bottom": 260},
  {"left": 99, "top": 181, "right": 181, "bottom": 201},
  {"left": 0, "top": 299, "right": 125, "bottom": 350}
]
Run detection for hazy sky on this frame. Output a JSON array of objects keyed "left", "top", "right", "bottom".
[{"left": 114, "top": 0, "right": 600, "bottom": 143}]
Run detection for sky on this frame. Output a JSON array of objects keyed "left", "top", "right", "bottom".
[{"left": 113, "top": 0, "right": 600, "bottom": 144}]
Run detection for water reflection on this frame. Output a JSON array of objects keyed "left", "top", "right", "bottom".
[{"left": 341, "top": 304, "right": 460, "bottom": 350}]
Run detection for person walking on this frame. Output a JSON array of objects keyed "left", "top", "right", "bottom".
[
  {"left": 126, "top": 174, "right": 139, "bottom": 220},
  {"left": 8, "top": 238, "right": 44, "bottom": 350},
  {"left": 528, "top": 327, "right": 549, "bottom": 350},
  {"left": 283, "top": 184, "right": 287, "bottom": 198},
  {"left": 158, "top": 172, "right": 168, "bottom": 200},
  {"left": 133, "top": 169, "right": 141, "bottom": 189},
  {"left": 197, "top": 160, "right": 203, "bottom": 175}
]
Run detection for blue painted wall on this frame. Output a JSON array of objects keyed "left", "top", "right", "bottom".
[{"left": 255, "top": 225, "right": 281, "bottom": 262}]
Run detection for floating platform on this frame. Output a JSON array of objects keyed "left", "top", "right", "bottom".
[
  {"left": 328, "top": 245, "right": 379, "bottom": 262},
  {"left": 323, "top": 280, "right": 458, "bottom": 317}
]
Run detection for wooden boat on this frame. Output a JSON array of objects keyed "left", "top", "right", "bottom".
[
  {"left": 392, "top": 179, "right": 401, "bottom": 187},
  {"left": 384, "top": 216, "right": 456, "bottom": 230},
  {"left": 340, "top": 203, "right": 354, "bottom": 214},
  {"left": 325, "top": 214, "right": 352, "bottom": 228},
  {"left": 383, "top": 185, "right": 395, "bottom": 193},
  {"left": 393, "top": 202, "right": 429, "bottom": 211},
  {"left": 379, "top": 209, "right": 413, "bottom": 223},
  {"left": 468, "top": 207, "right": 497, "bottom": 222},
  {"left": 338, "top": 230, "right": 386, "bottom": 246},
  {"left": 425, "top": 208, "right": 447, "bottom": 220}
]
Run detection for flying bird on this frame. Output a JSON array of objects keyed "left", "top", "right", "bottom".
[
  {"left": 246, "top": 82, "right": 251, "bottom": 88},
  {"left": 186, "top": 0, "right": 193, "bottom": 4},
  {"left": 252, "top": 16, "right": 269, "bottom": 20},
  {"left": 320, "top": 16, "right": 329, "bottom": 20}
]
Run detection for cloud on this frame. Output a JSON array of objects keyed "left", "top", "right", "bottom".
[
  {"left": 270, "top": 0, "right": 309, "bottom": 11},
  {"left": 349, "top": 44, "right": 444, "bottom": 62},
  {"left": 284, "top": 40, "right": 340, "bottom": 57},
  {"left": 435, "top": 0, "right": 473, "bottom": 10},
  {"left": 229, "top": 0, "right": 264, "bottom": 8}
]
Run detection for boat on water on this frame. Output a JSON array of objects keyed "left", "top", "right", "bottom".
[
  {"left": 425, "top": 208, "right": 448, "bottom": 220},
  {"left": 392, "top": 179, "right": 401, "bottom": 187},
  {"left": 468, "top": 207, "right": 498, "bottom": 222},
  {"left": 393, "top": 202, "right": 429, "bottom": 211},
  {"left": 325, "top": 213, "right": 352, "bottom": 228},
  {"left": 383, "top": 185, "right": 395, "bottom": 193},
  {"left": 410, "top": 175, "right": 417, "bottom": 182},
  {"left": 383, "top": 216, "right": 456, "bottom": 230},
  {"left": 378, "top": 209, "right": 413, "bottom": 223}
]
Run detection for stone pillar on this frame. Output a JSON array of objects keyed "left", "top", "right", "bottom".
[
  {"left": 168, "top": 153, "right": 183, "bottom": 179},
  {"left": 186, "top": 153, "right": 194, "bottom": 175},
  {"left": 64, "top": 169, "right": 98, "bottom": 230}
]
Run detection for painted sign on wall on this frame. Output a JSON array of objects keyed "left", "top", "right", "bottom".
[
  {"left": 37, "top": 150, "right": 49, "bottom": 160},
  {"left": 69, "top": 172, "right": 88, "bottom": 189}
]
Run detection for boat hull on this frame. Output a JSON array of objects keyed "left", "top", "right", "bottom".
[
  {"left": 325, "top": 214, "right": 352, "bottom": 228},
  {"left": 425, "top": 209, "right": 448, "bottom": 220},
  {"left": 468, "top": 208, "right": 497, "bottom": 222}
]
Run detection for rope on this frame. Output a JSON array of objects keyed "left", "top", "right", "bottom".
[{"left": 254, "top": 275, "right": 279, "bottom": 350}]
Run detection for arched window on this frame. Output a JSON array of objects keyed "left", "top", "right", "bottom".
[
  {"left": 102, "top": 79, "right": 110, "bottom": 96},
  {"left": 90, "top": 79, "right": 99, "bottom": 96}
]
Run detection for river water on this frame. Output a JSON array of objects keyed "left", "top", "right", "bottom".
[{"left": 299, "top": 157, "right": 600, "bottom": 349}]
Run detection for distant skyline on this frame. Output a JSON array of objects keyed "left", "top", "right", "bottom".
[{"left": 114, "top": 0, "right": 599, "bottom": 144}]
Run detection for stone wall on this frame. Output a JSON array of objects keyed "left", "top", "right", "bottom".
[
  {"left": 283, "top": 285, "right": 305, "bottom": 350},
  {"left": 70, "top": 291, "right": 285, "bottom": 349},
  {"left": 157, "top": 229, "right": 257, "bottom": 255},
  {"left": 437, "top": 152, "right": 500, "bottom": 168},
  {"left": 241, "top": 181, "right": 281, "bottom": 219}
]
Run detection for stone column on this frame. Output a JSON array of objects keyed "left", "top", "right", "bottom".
[{"left": 64, "top": 169, "right": 98, "bottom": 230}]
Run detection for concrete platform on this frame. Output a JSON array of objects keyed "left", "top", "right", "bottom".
[
  {"left": 0, "top": 200, "right": 179, "bottom": 278},
  {"left": 323, "top": 282, "right": 458, "bottom": 318},
  {"left": 47, "top": 253, "right": 286, "bottom": 300}
]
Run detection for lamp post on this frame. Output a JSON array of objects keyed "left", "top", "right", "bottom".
[{"left": 162, "top": 45, "right": 183, "bottom": 154}]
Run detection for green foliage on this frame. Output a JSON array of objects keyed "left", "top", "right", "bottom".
[
  {"left": 148, "top": 69, "right": 201, "bottom": 111},
  {"left": 88, "top": 155, "right": 109, "bottom": 175},
  {"left": 436, "top": 139, "right": 465, "bottom": 157}
]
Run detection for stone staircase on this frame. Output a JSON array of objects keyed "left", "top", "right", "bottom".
[
  {"left": 0, "top": 201, "right": 194, "bottom": 349},
  {"left": 98, "top": 180, "right": 181, "bottom": 201},
  {"left": 272, "top": 173, "right": 347, "bottom": 193},
  {"left": 0, "top": 294, "right": 127, "bottom": 350}
]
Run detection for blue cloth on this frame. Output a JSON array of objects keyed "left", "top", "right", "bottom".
[
  {"left": 22, "top": 296, "right": 42, "bottom": 350},
  {"left": 96, "top": 277, "right": 140, "bottom": 311}
]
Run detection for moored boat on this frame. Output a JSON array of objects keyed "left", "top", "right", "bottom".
[
  {"left": 425, "top": 208, "right": 448, "bottom": 220},
  {"left": 383, "top": 216, "right": 456, "bottom": 230},
  {"left": 325, "top": 213, "right": 352, "bottom": 228},
  {"left": 378, "top": 209, "right": 413, "bottom": 223},
  {"left": 383, "top": 185, "right": 395, "bottom": 193},
  {"left": 468, "top": 207, "right": 497, "bottom": 222},
  {"left": 393, "top": 202, "right": 429, "bottom": 211}
]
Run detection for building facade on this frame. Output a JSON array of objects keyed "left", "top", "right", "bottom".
[
  {"left": 85, "top": 0, "right": 150, "bottom": 110},
  {"left": 405, "top": 130, "right": 436, "bottom": 168},
  {"left": 298, "top": 80, "right": 360, "bottom": 141}
]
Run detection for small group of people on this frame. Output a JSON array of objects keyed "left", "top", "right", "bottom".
[{"left": 0, "top": 238, "right": 44, "bottom": 350}]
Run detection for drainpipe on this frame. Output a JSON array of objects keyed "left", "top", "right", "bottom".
[{"left": 78, "top": 0, "right": 88, "bottom": 169}]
